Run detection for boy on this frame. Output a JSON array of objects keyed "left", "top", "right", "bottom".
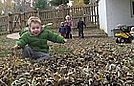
[
  {"left": 64, "top": 21, "right": 71, "bottom": 39},
  {"left": 12, "top": 16, "right": 67, "bottom": 62},
  {"left": 65, "top": 15, "right": 73, "bottom": 38},
  {"left": 58, "top": 22, "right": 66, "bottom": 38},
  {"left": 77, "top": 18, "right": 86, "bottom": 38}
]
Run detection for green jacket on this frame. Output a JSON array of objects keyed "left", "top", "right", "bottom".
[{"left": 16, "top": 28, "right": 65, "bottom": 53}]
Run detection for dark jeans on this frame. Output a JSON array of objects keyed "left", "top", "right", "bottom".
[
  {"left": 78, "top": 29, "right": 84, "bottom": 38},
  {"left": 22, "top": 46, "right": 50, "bottom": 62},
  {"left": 66, "top": 31, "right": 72, "bottom": 39}
]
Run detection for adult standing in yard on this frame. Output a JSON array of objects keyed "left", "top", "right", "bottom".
[
  {"left": 77, "top": 18, "right": 86, "bottom": 38},
  {"left": 65, "top": 15, "right": 73, "bottom": 39}
]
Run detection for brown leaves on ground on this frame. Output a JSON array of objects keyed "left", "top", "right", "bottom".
[{"left": 0, "top": 36, "right": 134, "bottom": 85}]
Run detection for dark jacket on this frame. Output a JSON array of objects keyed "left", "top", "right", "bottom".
[
  {"left": 58, "top": 26, "right": 66, "bottom": 33},
  {"left": 77, "top": 20, "right": 86, "bottom": 29},
  {"left": 66, "top": 25, "right": 71, "bottom": 32}
]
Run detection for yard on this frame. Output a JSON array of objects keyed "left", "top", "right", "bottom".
[{"left": 0, "top": 34, "right": 134, "bottom": 85}]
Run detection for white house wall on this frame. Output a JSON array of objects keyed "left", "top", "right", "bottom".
[
  {"left": 98, "top": 0, "right": 107, "bottom": 34},
  {"left": 99, "top": 0, "right": 134, "bottom": 36}
]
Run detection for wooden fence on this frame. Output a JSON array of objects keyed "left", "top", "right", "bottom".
[{"left": 0, "top": 4, "right": 99, "bottom": 33}]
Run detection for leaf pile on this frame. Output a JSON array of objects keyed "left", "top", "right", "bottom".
[{"left": 0, "top": 36, "right": 134, "bottom": 86}]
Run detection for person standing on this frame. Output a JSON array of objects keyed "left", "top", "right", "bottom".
[
  {"left": 77, "top": 18, "right": 86, "bottom": 38},
  {"left": 64, "top": 21, "right": 71, "bottom": 39},
  {"left": 65, "top": 15, "right": 73, "bottom": 38},
  {"left": 58, "top": 22, "right": 66, "bottom": 38}
]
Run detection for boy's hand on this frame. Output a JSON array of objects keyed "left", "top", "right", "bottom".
[
  {"left": 12, "top": 44, "right": 20, "bottom": 50},
  {"left": 63, "top": 39, "right": 67, "bottom": 43}
]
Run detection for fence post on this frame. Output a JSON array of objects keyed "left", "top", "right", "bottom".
[
  {"left": 35, "top": 9, "right": 40, "bottom": 17},
  {"left": 61, "top": 4, "right": 66, "bottom": 21},
  {"left": 96, "top": 3, "right": 100, "bottom": 29},
  {"left": 21, "top": 12, "right": 26, "bottom": 28},
  {"left": 8, "top": 13, "right": 12, "bottom": 33}
]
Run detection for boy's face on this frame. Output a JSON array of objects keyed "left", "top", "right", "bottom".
[{"left": 29, "top": 22, "right": 42, "bottom": 36}]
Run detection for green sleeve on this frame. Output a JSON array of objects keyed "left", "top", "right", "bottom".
[
  {"left": 16, "top": 33, "right": 29, "bottom": 48},
  {"left": 19, "top": 27, "right": 28, "bottom": 36},
  {"left": 46, "top": 30, "right": 65, "bottom": 43}
]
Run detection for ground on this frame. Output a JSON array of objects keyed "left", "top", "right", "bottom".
[{"left": 0, "top": 29, "right": 134, "bottom": 85}]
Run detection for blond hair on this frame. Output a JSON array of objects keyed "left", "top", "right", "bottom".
[
  {"left": 27, "top": 16, "right": 41, "bottom": 26},
  {"left": 60, "top": 22, "right": 64, "bottom": 24}
]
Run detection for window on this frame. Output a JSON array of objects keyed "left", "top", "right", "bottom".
[{"left": 131, "top": 0, "right": 134, "bottom": 17}]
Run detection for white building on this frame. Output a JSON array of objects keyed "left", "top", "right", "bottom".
[{"left": 99, "top": 0, "right": 134, "bottom": 36}]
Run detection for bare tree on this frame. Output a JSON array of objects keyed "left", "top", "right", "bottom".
[
  {"left": 13, "top": 0, "right": 33, "bottom": 12},
  {"left": 0, "top": 0, "right": 14, "bottom": 15}
]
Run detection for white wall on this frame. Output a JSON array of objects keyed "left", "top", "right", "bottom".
[
  {"left": 99, "top": 0, "right": 134, "bottom": 36},
  {"left": 98, "top": 0, "right": 107, "bottom": 33}
]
